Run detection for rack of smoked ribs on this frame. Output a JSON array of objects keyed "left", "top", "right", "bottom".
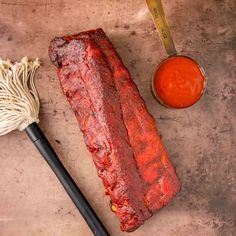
[{"left": 49, "top": 28, "right": 181, "bottom": 232}]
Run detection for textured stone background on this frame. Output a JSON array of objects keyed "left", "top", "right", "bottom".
[{"left": 0, "top": 0, "right": 235, "bottom": 235}]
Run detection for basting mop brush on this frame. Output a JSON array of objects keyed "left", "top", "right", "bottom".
[{"left": 0, "top": 57, "right": 109, "bottom": 236}]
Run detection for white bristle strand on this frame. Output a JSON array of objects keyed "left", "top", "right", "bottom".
[{"left": 0, "top": 57, "right": 40, "bottom": 136}]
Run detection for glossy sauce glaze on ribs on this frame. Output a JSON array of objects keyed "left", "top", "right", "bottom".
[{"left": 49, "top": 28, "right": 181, "bottom": 232}]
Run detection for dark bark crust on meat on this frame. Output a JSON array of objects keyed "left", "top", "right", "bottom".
[{"left": 49, "top": 28, "right": 181, "bottom": 232}]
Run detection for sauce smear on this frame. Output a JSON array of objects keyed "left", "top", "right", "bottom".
[{"left": 153, "top": 56, "right": 205, "bottom": 108}]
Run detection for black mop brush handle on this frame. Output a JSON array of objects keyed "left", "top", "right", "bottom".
[{"left": 25, "top": 122, "right": 109, "bottom": 236}]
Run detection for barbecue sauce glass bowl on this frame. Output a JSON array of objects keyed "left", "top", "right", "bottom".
[
  {"left": 152, "top": 55, "right": 206, "bottom": 109},
  {"left": 146, "top": 0, "right": 207, "bottom": 109}
]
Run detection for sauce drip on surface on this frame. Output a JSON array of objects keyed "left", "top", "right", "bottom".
[{"left": 153, "top": 56, "right": 206, "bottom": 108}]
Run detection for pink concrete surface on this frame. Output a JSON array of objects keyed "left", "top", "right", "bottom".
[{"left": 0, "top": 0, "right": 235, "bottom": 235}]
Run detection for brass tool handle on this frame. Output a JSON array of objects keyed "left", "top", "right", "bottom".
[{"left": 146, "top": 0, "right": 177, "bottom": 56}]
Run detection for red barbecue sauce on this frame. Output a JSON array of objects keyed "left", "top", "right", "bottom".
[{"left": 153, "top": 56, "right": 206, "bottom": 108}]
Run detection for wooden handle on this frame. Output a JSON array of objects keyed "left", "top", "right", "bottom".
[{"left": 146, "top": 0, "right": 177, "bottom": 56}]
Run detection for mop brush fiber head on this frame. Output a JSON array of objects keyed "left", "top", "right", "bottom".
[{"left": 0, "top": 57, "right": 40, "bottom": 135}]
